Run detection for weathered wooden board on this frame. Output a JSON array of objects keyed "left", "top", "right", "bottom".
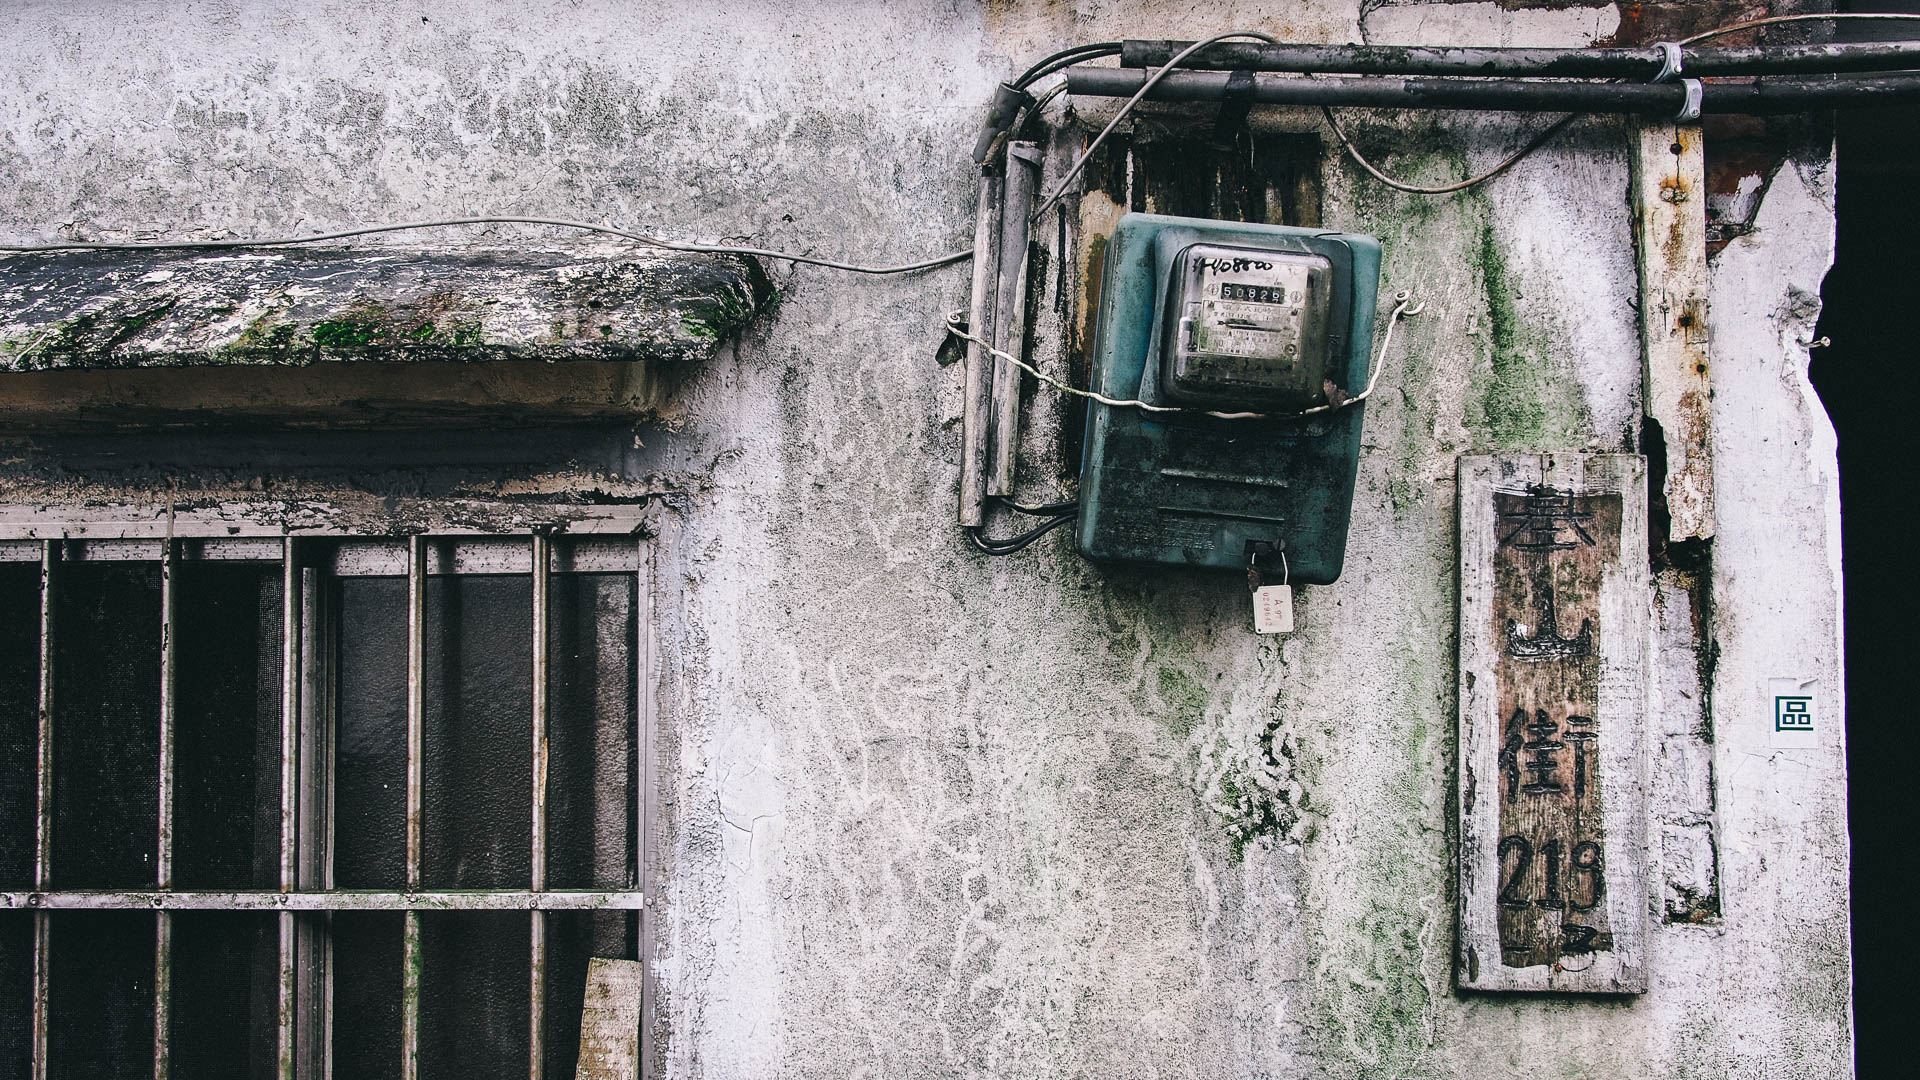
[
  {"left": 576, "top": 957, "right": 643, "bottom": 1080},
  {"left": 1457, "top": 454, "right": 1649, "bottom": 994},
  {"left": 0, "top": 245, "right": 768, "bottom": 427},
  {"left": 1630, "top": 121, "right": 1714, "bottom": 542}
]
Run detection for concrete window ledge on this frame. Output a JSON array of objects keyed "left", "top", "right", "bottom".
[{"left": 0, "top": 245, "right": 770, "bottom": 429}]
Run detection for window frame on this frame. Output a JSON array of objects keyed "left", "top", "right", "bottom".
[{"left": 0, "top": 503, "right": 656, "bottom": 1080}]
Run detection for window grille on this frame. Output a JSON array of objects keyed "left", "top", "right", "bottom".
[{"left": 0, "top": 512, "right": 652, "bottom": 1080}]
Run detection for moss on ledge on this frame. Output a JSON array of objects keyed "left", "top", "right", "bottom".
[{"left": 0, "top": 245, "right": 772, "bottom": 373}]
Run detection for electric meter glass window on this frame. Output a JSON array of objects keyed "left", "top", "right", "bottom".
[{"left": 1162, "top": 244, "right": 1333, "bottom": 408}]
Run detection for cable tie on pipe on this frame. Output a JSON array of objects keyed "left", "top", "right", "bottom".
[
  {"left": 1674, "top": 78, "right": 1704, "bottom": 122},
  {"left": 1652, "top": 41, "right": 1684, "bottom": 82}
]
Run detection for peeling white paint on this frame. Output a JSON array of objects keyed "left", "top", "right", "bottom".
[{"left": 1364, "top": 1, "right": 1621, "bottom": 48}]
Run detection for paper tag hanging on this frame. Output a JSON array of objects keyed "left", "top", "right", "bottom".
[{"left": 1253, "top": 584, "right": 1294, "bottom": 634}]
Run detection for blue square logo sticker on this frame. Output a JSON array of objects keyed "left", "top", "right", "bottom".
[
  {"left": 1767, "top": 679, "right": 1818, "bottom": 748},
  {"left": 1774, "top": 696, "right": 1813, "bottom": 732}
]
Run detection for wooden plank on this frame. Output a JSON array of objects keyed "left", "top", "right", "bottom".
[
  {"left": 0, "top": 247, "right": 768, "bottom": 370},
  {"left": 958, "top": 170, "right": 1004, "bottom": 527},
  {"left": 1457, "top": 453, "right": 1649, "bottom": 993},
  {"left": 0, "top": 246, "right": 769, "bottom": 427},
  {"left": 1630, "top": 121, "right": 1714, "bottom": 542},
  {"left": 576, "top": 958, "right": 643, "bottom": 1080}
]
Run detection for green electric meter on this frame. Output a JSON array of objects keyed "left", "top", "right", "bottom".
[{"left": 1075, "top": 213, "right": 1382, "bottom": 583}]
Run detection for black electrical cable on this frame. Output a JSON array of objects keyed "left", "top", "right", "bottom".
[
  {"left": 965, "top": 512, "right": 1075, "bottom": 555},
  {"left": 972, "top": 42, "right": 1122, "bottom": 164},
  {"left": 993, "top": 495, "right": 1079, "bottom": 516},
  {"left": 1013, "top": 42, "right": 1123, "bottom": 90}
]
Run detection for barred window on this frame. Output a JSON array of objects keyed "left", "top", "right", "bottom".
[{"left": 0, "top": 512, "right": 650, "bottom": 1080}]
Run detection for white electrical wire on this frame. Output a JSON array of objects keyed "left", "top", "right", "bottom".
[
  {"left": 1678, "top": 12, "right": 1920, "bottom": 46},
  {"left": 945, "top": 311, "right": 1259, "bottom": 418},
  {"left": 1320, "top": 110, "right": 1582, "bottom": 196},
  {"left": 944, "top": 288, "right": 1423, "bottom": 421},
  {"left": 1324, "top": 12, "right": 1920, "bottom": 196},
  {"left": 0, "top": 215, "right": 973, "bottom": 276},
  {"left": 1030, "top": 30, "right": 1287, "bottom": 223}
]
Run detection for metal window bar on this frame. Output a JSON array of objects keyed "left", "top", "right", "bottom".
[
  {"left": 294, "top": 552, "right": 331, "bottom": 1080},
  {"left": 155, "top": 526, "right": 176, "bottom": 1080},
  {"left": 279, "top": 536, "right": 301, "bottom": 1080},
  {"left": 11, "top": 522, "right": 649, "bottom": 1080},
  {"left": 637, "top": 532, "right": 657, "bottom": 1072},
  {"left": 530, "top": 532, "right": 550, "bottom": 1080},
  {"left": 402, "top": 535, "right": 425, "bottom": 1080},
  {"left": 31, "top": 541, "right": 54, "bottom": 1080}
]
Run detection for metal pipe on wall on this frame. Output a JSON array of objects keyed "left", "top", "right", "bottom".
[
  {"left": 1121, "top": 38, "right": 1920, "bottom": 78},
  {"left": 1067, "top": 66, "right": 1920, "bottom": 114},
  {"left": 987, "top": 142, "right": 1043, "bottom": 498},
  {"left": 959, "top": 170, "right": 1005, "bottom": 527}
]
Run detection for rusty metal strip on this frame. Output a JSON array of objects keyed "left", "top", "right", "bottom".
[
  {"left": 406, "top": 536, "right": 424, "bottom": 893},
  {"left": 530, "top": 912, "right": 547, "bottom": 1080},
  {"left": 532, "top": 533, "right": 550, "bottom": 894},
  {"left": 34, "top": 541, "right": 53, "bottom": 894},
  {"left": 313, "top": 915, "right": 333, "bottom": 1080},
  {"left": 401, "top": 909, "right": 419, "bottom": 1080},
  {"left": 636, "top": 535, "right": 657, "bottom": 1074},
  {"left": 154, "top": 911, "right": 171, "bottom": 1080},
  {"left": 3, "top": 890, "right": 648, "bottom": 911},
  {"left": 1630, "top": 121, "right": 1714, "bottom": 542},
  {"left": 281, "top": 538, "right": 301, "bottom": 893},
  {"left": 530, "top": 532, "right": 550, "bottom": 1080},
  {"left": 30, "top": 912, "right": 47, "bottom": 1080},
  {"left": 405, "top": 536, "right": 426, "bottom": 1080},
  {"left": 31, "top": 540, "right": 54, "bottom": 1080},
  {"left": 278, "top": 911, "right": 296, "bottom": 1080},
  {"left": 156, "top": 525, "right": 175, "bottom": 1080},
  {"left": 157, "top": 528, "right": 175, "bottom": 891},
  {"left": 278, "top": 537, "right": 301, "bottom": 1080}
]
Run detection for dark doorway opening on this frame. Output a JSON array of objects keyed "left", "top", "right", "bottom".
[{"left": 1810, "top": 6, "right": 1920, "bottom": 1078}]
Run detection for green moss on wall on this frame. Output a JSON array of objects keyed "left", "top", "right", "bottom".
[
  {"left": 311, "top": 315, "right": 389, "bottom": 348},
  {"left": 1472, "top": 217, "right": 1589, "bottom": 450}
]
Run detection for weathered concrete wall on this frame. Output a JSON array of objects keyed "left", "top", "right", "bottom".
[{"left": 0, "top": 1, "right": 1851, "bottom": 1077}]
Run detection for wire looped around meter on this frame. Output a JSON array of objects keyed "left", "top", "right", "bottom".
[{"left": 943, "top": 289, "right": 1423, "bottom": 422}]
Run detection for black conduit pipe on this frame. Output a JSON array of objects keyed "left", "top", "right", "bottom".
[
  {"left": 1121, "top": 38, "right": 1920, "bottom": 79},
  {"left": 1066, "top": 67, "right": 1920, "bottom": 115}
]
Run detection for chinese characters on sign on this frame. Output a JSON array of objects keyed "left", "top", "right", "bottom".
[
  {"left": 1492, "top": 485, "right": 1622, "bottom": 971},
  {"left": 1458, "top": 456, "right": 1647, "bottom": 994}
]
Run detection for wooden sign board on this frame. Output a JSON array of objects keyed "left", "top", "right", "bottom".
[
  {"left": 577, "top": 957, "right": 644, "bottom": 1080},
  {"left": 1457, "top": 454, "right": 1649, "bottom": 993}
]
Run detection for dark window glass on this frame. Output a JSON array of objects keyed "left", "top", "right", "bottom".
[
  {"left": 0, "top": 565, "right": 38, "bottom": 890},
  {"left": 335, "top": 578, "right": 407, "bottom": 889},
  {"left": 46, "top": 912, "right": 153, "bottom": 1079},
  {"left": 420, "top": 912, "right": 529, "bottom": 1079},
  {"left": 549, "top": 573, "right": 636, "bottom": 889},
  {"left": 0, "top": 913, "right": 30, "bottom": 1080},
  {"left": 52, "top": 563, "right": 160, "bottom": 889},
  {"left": 170, "top": 912, "right": 278, "bottom": 1080},
  {"left": 423, "top": 572, "right": 533, "bottom": 890},
  {"left": 331, "top": 912, "right": 402, "bottom": 1080},
  {"left": 175, "top": 563, "right": 284, "bottom": 890}
]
